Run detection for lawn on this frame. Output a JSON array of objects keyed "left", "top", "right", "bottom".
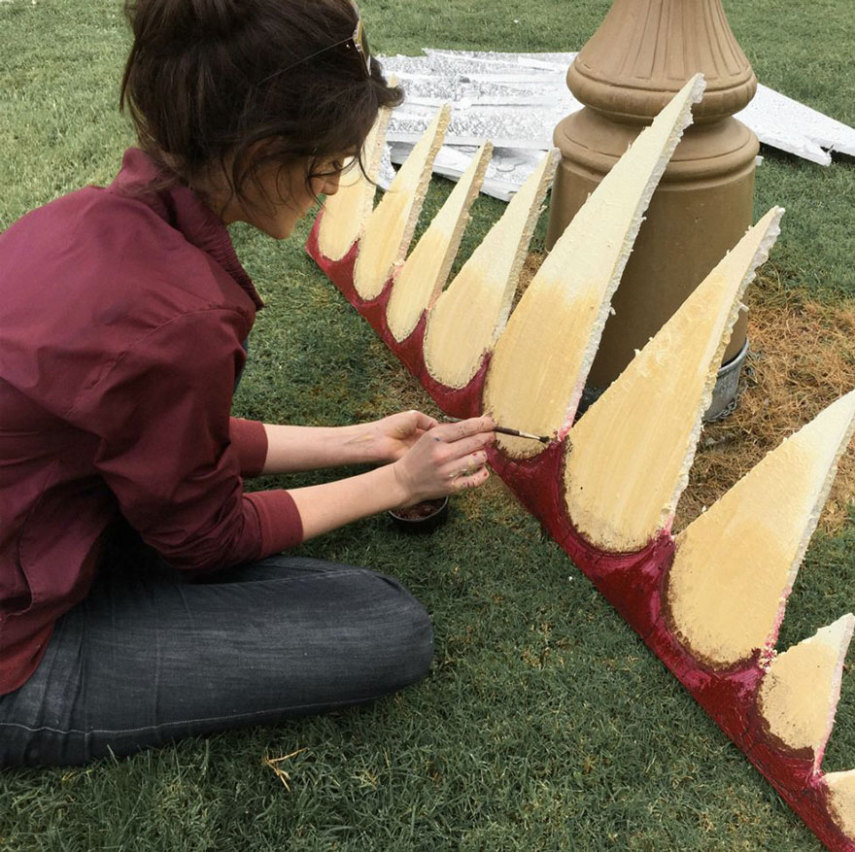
[{"left": 1, "top": 1, "right": 854, "bottom": 850}]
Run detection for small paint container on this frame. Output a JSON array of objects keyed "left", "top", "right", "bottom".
[{"left": 388, "top": 497, "right": 449, "bottom": 533}]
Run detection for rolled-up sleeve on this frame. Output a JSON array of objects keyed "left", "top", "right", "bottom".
[
  {"left": 69, "top": 309, "right": 303, "bottom": 571},
  {"left": 229, "top": 416, "right": 268, "bottom": 477}
]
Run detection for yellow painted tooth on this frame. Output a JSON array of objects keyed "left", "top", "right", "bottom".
[
  {"left": 564, "top": 207, "right": 783, "bottom": 553},
  {"left": 386, "top": 142, "right": 492, "bottom": 342},
  {"left": 316, "top": 105, "right": 392, "bottom": 262},
  {"left": 353, "top": 105, "right": 450, "bottom": 301},
  {"left": 826, "top": 770, "right": 855, "bottom": 840},
  {"left": 758, "top": 615, "right": 854, "bottom": 773},
  {"left": 422, "top": 149, "right": 556, "bottom": 389},
  {"left": 667, "top": 389, "right": 855, "bottom": 668},
  {"left": 485, "top": 74, "right": 706, "bottom": 460}
]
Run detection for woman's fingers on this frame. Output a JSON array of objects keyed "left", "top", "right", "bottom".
[
  {"left": 392, "top": 416, "right": 495, "bottom": 504},
  {"left": 450, "top": 464, "right": 490, "bottom": 490},
  {"left": 426, "top": 417, "right": 495, "bottom": 463},
  {"left": 385, "top": 410, "right": 437, "bottom": 439},
  {"left": 444, "top": 450, "right": 488, "bottom": 479},
  {"left": 428, "top": 415, "right": 495, "bottom": 444},
  {"left": 431, "top": 435, "right": 494, "bottom": 470},
  {"left": 410, "top": 410, "right": 439, "bottom": 432}
]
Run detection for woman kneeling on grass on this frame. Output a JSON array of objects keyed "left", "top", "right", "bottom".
[{"left": 0, "top": 0, "right": 495, "bottom": 767}]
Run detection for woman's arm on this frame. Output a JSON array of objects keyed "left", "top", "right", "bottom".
[
  {"left": 287, "top": 416, "right": 495, "bottom": 540},
  {"left": 261, "top": 410, "right": 439, "bottom": 473}
]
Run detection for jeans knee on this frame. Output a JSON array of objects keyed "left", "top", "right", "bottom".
[
  {"left": 374, "top": 574, "right": 434, "bottom": 689},
  {"left": 401, "top": 599, "right": 434, "bottom": 686}
]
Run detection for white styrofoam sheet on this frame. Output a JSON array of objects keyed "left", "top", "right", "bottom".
[{"left": 378, "top": 50, "right": 855, "bottom": 199}]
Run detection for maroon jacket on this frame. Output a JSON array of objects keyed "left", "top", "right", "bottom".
[{"left": 0, "top": 149, "right": 303, "bottom": 694}]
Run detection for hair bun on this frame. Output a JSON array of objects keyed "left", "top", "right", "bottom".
[
  {"left": 186, "top": 0, "right": 245, "bottom": 36},
  {"left": 126, "top": 0, "right": 247, "bottom": 41}
]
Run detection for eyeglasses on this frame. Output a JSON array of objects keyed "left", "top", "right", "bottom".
[
  {"left": 348, "top": 16, "right": 371, "bottom": 76},
  {"left": 261, "top": 3, "right": 372, "bottom": 84}
]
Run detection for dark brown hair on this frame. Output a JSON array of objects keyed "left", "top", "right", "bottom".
[{"left": 120, "top": 0, "right": 402, "bottom": 205}]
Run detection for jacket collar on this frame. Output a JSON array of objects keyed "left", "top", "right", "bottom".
[{"left": 108, "top": 148, "right": 265, "bottom": 310}]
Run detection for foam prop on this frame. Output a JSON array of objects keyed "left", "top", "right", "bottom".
[{"left": 307, "top": 74, "right": 855, "bottom": 851}]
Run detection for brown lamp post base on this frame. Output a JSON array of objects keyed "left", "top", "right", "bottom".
[{"left": 547, "top": 0, "right": 760, "bottom": 414}]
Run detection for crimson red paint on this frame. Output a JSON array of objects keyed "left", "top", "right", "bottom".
[{"left": 306, "top": 216, "right": 855, "bottom": 852}]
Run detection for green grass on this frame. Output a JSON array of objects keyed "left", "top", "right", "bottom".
[{"left": 2, "top": 0, "right": 854, "bottom": 849}]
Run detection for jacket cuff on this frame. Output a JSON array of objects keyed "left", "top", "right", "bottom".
[
  {"left": 244, "top": 490, "right": 304, "bottom": 554},
  {"left": 229, "top": 417, "right": 268, "bottom": 477}
]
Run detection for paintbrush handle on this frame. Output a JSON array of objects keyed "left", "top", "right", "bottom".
[
  {"left": 493, "top": 425, "right": 550, "bottom": 444},
  {"left": 440, "top": 416, "right": 550, "bottom": 443}
]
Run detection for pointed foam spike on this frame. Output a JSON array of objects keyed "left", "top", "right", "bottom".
[
  {"left": 826, "top": 770, "right": 855, "bottom": 839},
  {"left": 421, "top": 149, "right": 557, "bottom": 389},
  {"left": 352, "top": 105, "right": 450, "bottom": 301},
  {"left": 316, "top": 105, "right": 392, "bottom": 262},
  {"left": 386, "top": 142, "right": 493, "bottom": 343},
  {"left": 666, "top": 388, "right": 855, "bottom": 668},
  {"left": 563, "top": 206, "right": 784, "bottom": 553},
  {"left": 484, "top": 74, "right": 706, "bottom": 460},
  {"left": 757, "top": 615, "right": 854, "bottom": 772}
]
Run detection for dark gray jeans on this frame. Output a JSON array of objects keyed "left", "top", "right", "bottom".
[{"left": 0, "top": 549, "right": 433, "bottom": 767}]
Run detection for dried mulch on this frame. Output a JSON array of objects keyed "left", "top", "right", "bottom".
[{"left": 676, "top": 270, "right": 855, "bottom": 534}]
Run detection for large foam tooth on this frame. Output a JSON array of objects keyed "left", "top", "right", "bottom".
[
  {"left": 666, "top": 389, "right": 855, "bottom": 668},
  {"left": 757, "top": 615, "right": 854, "bottom": 774},
  {"left": 484, "top": 74, "right": 706, "bottom": 459},
  {"left": 352, "top": 105, "right": 450, "bottom": 301},
  {"left": 421, "top": 149, "right": 556, "bottom": 389},
  {"left": 386, "top": 142, "right": 492, "bottom": 343},
  {"left": 316, "top": 105, "right": 392, "bottom": 262},
  {"left": 825, "top": 770, "right": 855, "bottom": 839},
  {"left": 563, "top": 206, "right": 784, "bottom": 553}
]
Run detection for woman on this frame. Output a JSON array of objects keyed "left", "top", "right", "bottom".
[{"left": 0, "top": 0, "right": 495, "bottom": 766}]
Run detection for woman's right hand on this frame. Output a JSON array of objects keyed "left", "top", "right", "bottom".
[{"left": 390, "top": 416, "right": 496, "bottom": 506}]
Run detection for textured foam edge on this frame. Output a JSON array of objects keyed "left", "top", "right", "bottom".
[
  {"left": 662, "top": 207, "right": 784, "bottom": 535},
  {"left": 426, "top": 141, "right": 494, "bottom": 302},
  {"left": 389, "top": 141, "right": 493, "bottom": 343},
  {"left": 815, "top": 614, "right": 855, "bottom": 772},
  {"left": 491, "top": 148, "right": 558, "bottom": 343},
  {"left": 390, "top": 104, "right": 452, "bottom": 276},
  {"left": 761, "top": 391, "right": 855, "bottom": 666},
  {"left": 558, "top": 73, "right": 707, "bottom": 436},
  {"left": 363, "top": 104, "right": 394, "bottom": 189}
]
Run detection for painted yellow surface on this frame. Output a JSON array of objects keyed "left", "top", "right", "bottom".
[
  {"left": 316, "top": 108, "right": 391, "bottom": 262},
  {"left": 564, "top": 207, "right": 783, "bottom": 552},
  {"left": 353, "top": 106, "right": 450, "bottom": 301},
  {"left": 422, "top": 150, "right": 555, "bottom": 389},
  {"left": 826, "top": 770, "right": 855, "bottom": 839},
  {"left": 758, "top": 616, "right": 854, "bottom": 767},
  {"left": 484, "top": 75, "right": 705, "bottom": 459},
  {"left": 667, "top": 389, "right": 855, "bottom": 668},
  {"left": 386, "top": 143, "right": 492, "bottom": 342}
]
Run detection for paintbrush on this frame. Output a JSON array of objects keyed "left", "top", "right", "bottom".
[
  {"left": 442, "top": 417, "right": 551, "bottom": 444},
  {"left": 492, "top": 425, "right": 552, "bottom": 444}
]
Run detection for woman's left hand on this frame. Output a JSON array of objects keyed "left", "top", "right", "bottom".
[
  {"left": 260, "top": 411, "right": 439, "bottom": 474},
  {"left": 358, "top": 410, "right": 439, "bottom": 464}
]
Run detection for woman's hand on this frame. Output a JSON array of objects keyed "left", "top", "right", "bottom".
[
  {"left": 390, "top": 416, "right": 496, "bottom": 506},
  {"left": 260, "top": 410, "right": 437, "bottom": 473},
  {"left": 284, "top": 415, "right": 496, "bottom": 541},
  {"left": 357, "top": 410, "right": 439, "bottom": 464}
]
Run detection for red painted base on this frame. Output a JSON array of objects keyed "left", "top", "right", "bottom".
[{"left": 306, "top": 220, "right": 853, "bottom": 852}]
